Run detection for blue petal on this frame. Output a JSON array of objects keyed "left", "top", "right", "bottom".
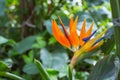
[{"left": 83, "top": 30, "right": 97, "bottom": 42}]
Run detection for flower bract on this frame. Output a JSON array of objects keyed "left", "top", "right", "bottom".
[{"left": 52, "top": 17, "right": 106, "bottom": 52}]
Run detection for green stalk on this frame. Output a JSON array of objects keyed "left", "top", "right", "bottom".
[
  {"left": 34, "top": 59, "right": 51, "bottom": 80},
  {"left": 110, "top": 0, "right": 120, "bottom": 79},
  {"left": 0, "top": 72, "right": 25, "bottom": 80},
  {"left": 68, "top": 65, "right": 73, "bottom": 80}
]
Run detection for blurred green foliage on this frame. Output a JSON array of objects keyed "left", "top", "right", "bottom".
[{"left": 0, "top": 0, "right": 118, "bottom": 80}]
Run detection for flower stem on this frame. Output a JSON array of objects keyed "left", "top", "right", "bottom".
[{"left": 110, "top": 0, "right": 120, "bottom": 79}]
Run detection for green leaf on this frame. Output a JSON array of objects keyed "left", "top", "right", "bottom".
[
  {"left": 86, "top": 0, "right": 104, "bottom": 6},
  {"left": 44, "top": 20, "right": 52, "bottom": 34},
  {"left": 47, "top": 69, "right": 59, "bottom": 75},
  {"left": 48, "top": 37, "right": 56, "bottom": 45},
  {"left": 75, "top": 11, "right": 93, "bottom": 21},
  {"left": 0, "top": 61, "right": 9, "bottom": 71},
  {"left": 91, "top": 7, "right": 111, "bottom": 20},
  {"left": 101, "top": 37, "right": 115, "bottom": 55},
  {"left": 0, "top": 0, "right": 5, "bottom": 16},
  {"left": 22, "top": 50, "right": 34, "bottom": 64},
  {"left": 14, "top": 36, "right": 37, "bottom": 54},
  {"left": 23, "top": 63, "right": 39, "bottom": 75},
  {"left": 87, "top": 55, "right": 119, "bottom": 80},
  {"left": 0, "top": 36, "right": 8, "bottom": 45},
  {"left": 84, "top": 59, "right": 97, "bottom": 65},
  {"left": 4, "top": 58, "right": 13, "bottom": 69},
  {"left": 47, "top": 69, "right": 59, "bottom": 80},
  {"left": 34, "top": 59, "right": 50, "bottom": 80},
  {"left": 104, "top": 27, "right": 114, "bottom": 39},
  {"left": 40, "top": 48, "right": 69, "bottom": 71},
  {"left": 32, "top": 37, "right": 46, "bottom": 49},
  {"left": 75, "top": 71, "right": 89, "bottom": 80},
  {"left": 101, "top": 27, "right": 115, "bottom": 54},
  {"left": 58, "top": 66, "right": 68, "bottom": 78},
  {"left": 75, "top": 11, "right": 97, "bottom": 30}
]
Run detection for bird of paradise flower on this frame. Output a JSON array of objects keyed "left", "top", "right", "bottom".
[{"left": 52, "top": 16, "right": 106, "bottom": 69}]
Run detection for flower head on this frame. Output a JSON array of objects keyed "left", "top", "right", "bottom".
[{"left": 52, "top": 16, "right": 106, "bottom": 52}]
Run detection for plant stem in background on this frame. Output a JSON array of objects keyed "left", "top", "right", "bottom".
[
  {"left": 110, "top": 0, "right": 120, "bottom": 79},
  {"left": 0, "top": 72, "right": 25, "bottom": 80}
]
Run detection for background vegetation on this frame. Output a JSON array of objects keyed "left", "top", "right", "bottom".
[{"left": 0, "top": 0, "right": 119, "bottom": 80}]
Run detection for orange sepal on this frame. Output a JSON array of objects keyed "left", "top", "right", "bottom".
[
  {"left": 69, "top": 17, "right": 74, "bottom": 28},
  {"left": 52, "top": 20, "right": 71, "bottom": 48},
  {"left": 69, "top": 16, "right": 79, "bottom": 48},
  {"left": 79, "top": 19, "right": 86, "bottom": 46},
  {"left": 85, "top": 22, "right": 94, "bottom": 37}
]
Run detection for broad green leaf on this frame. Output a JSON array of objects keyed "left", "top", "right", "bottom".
[
  {"left": 0, "top": 36, "right": 8, "bottom": 45},
  {"left": 87, "top": 55, "right": 119, "bottom": 80},
  {"left": 14, "top": 36, "right": 37, "bottom": 54},
  {"left": 34, "top": 59, "right": 50, "bottom": 80},
  {"left": 23, "top": 63, "right": 39, "bottom": 75},
  {"left": 58, "top": 66, "right": 68, "bottom": 78},
  {"left": 40, "top": 48, "right": 69, "bottom": 71}
]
